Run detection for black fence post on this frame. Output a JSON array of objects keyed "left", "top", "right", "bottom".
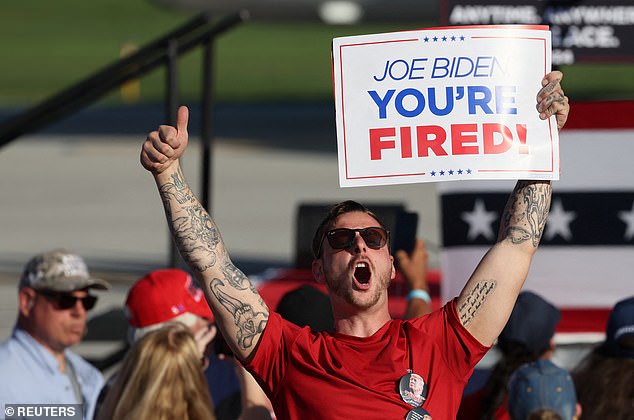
[
  {"left": 201, "top": 40, "right": 214, "bottom": 214},
  {"left": 166, "top": 39, "right": 180, "bottom": 125}
]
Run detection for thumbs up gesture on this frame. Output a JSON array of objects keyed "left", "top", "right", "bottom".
[{"left": 141, "top": 105, "right": 190, "bottom": 174}]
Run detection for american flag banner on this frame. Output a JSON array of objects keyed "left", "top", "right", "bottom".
[{"left": 439, "top": 101, "right": 634, "bottom": 335}]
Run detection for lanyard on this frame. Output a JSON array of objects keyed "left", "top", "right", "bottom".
[{"left": 400, "top": 326, "right": 433, "bottom": 419}]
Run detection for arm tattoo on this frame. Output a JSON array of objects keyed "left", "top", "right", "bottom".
[
  {"left": 222, "top": 262, "right": 256, "bottom": 292},
  {"left": 210, "top": 277, "right": 269, "bottom": 350},
  {"left": 459, "top": 280, "right": 496, "bottom": 326},
  {"left": 165, "top": 169, "right": 194, "bottom": 205},
  {"left": 158, "top": 168, "right": 220, "bottom": 272},
  {"left": 220, "top": 260, "right": 267, "bottom": 313},
  {"left": 157, "top": 168, "right": 268, "bottom": 351},
  {"left": 499, "top": 181, "right": 551, "bottom": 247}
]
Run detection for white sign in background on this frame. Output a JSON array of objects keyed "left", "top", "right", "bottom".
[{"left": 332, "top": 25, "right": 559, "bottom": 187}]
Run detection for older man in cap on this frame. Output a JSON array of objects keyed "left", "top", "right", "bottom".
[{"left": 0, "top": 249, "right": 110, "bottom": 420}]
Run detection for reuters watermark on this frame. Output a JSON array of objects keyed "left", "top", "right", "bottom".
[{"left": 4, "top": 404, "right": 82, "bottom": 419}]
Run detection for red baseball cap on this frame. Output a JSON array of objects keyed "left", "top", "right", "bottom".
[{"left": 125, "top": 269, "right": 213, "bottom": 327}]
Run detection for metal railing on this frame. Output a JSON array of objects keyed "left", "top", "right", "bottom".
[
  {"left": 0, "top": 11, "right": 248, "bottom": 148},
  {"left": 0, "top": 10, "right": 249, "bottom": 266}
]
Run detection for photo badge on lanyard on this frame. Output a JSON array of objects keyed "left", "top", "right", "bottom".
[
  {"left": 399, "top": 372, "right": 431, "bottom": 419},
  {"left": 399, "top": 372, "right": 427, "bottom": 407}
]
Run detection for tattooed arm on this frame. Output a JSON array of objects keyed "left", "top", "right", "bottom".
[
  {"left": 456, "top": 71, "right": 568, "bottom": 345},
  {"left": 141, "top": 106, "right": 269, "bottom": 361}
]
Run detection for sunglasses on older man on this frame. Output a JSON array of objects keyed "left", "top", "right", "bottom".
[
  {"left": 37, "top": 290, "right": 98, "bottom": 311},
  {"left": 317, "top": 227, "right": 389, "bottom": 257}
]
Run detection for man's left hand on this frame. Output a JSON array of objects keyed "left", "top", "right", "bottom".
[{"left": 537, "top": 70, "right": 569, "bottom": 131}]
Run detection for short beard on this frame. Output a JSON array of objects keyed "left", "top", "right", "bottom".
[{"left": 323, "top": 269, "right": 391, "bottom": 310}]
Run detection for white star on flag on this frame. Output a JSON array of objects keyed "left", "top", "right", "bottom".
[
  {"left": 461, "top": 199, "right": 498, "bottom": 241},
  {"left": 544, "top": 199, "right": 577, "bottom": 241},
  {"left": 618, "top": 200, "right": 634, "bottom": 240}
]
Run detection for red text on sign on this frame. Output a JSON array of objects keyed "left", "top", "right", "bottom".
[{"left": 369, "top": 123, "right": 528, "bottom": 160}]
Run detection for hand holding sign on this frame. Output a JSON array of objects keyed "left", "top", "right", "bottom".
[
  {"left": 536, "top": 71, "right": 569, "bottom": 131},
  {"left": 332, "top": 25, "right": 561, "bottom": 187}
]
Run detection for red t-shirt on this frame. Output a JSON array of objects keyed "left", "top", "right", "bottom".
[{"left": 245, "top": 299, "right": 490, "bottom": 420}]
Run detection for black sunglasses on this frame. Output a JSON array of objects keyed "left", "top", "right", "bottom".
[
  {"left": 37, "top": 290, "right": 98, "bottom": 311},
  {"left": 317, "top": 227, "right": 389, "bottom": 257}
]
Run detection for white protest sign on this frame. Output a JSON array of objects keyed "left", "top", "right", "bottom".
[{"left": 332, "top": 25, "right": 558, "bottom": 188}]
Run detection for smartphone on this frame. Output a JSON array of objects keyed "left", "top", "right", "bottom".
[{"left": 391, "top": 211, "right": 419, "bottom": 256}]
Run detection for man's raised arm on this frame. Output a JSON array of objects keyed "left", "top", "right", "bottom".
[
  {"left": 140, "top": 106, "right": 269, "bottom": 361},
  {"left": 455, "top": 71, "right": 569, "bottom": 346}
]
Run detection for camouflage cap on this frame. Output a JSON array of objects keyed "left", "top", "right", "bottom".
[{"left": 19, "top": 249, "right": 111, "bottom": 292}]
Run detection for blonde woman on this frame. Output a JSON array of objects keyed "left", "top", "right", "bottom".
[{"left": 97, "top": 323, "right": 215, "bottom": 420}]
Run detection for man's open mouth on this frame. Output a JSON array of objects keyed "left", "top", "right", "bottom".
[{"left": 354, "top": 262, "right": 371, "bottom": 285}]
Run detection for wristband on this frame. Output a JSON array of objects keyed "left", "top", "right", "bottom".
[{"left": 407, "top": 289, "right": 431, "bottom": 304}]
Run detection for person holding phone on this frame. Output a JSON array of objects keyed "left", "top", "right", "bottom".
[
  {"left": 140, "top": 71, "right": 568, "bottom": 419},
  {"left": 396, "top": 238, "right": 433, "bottom": 319}
]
